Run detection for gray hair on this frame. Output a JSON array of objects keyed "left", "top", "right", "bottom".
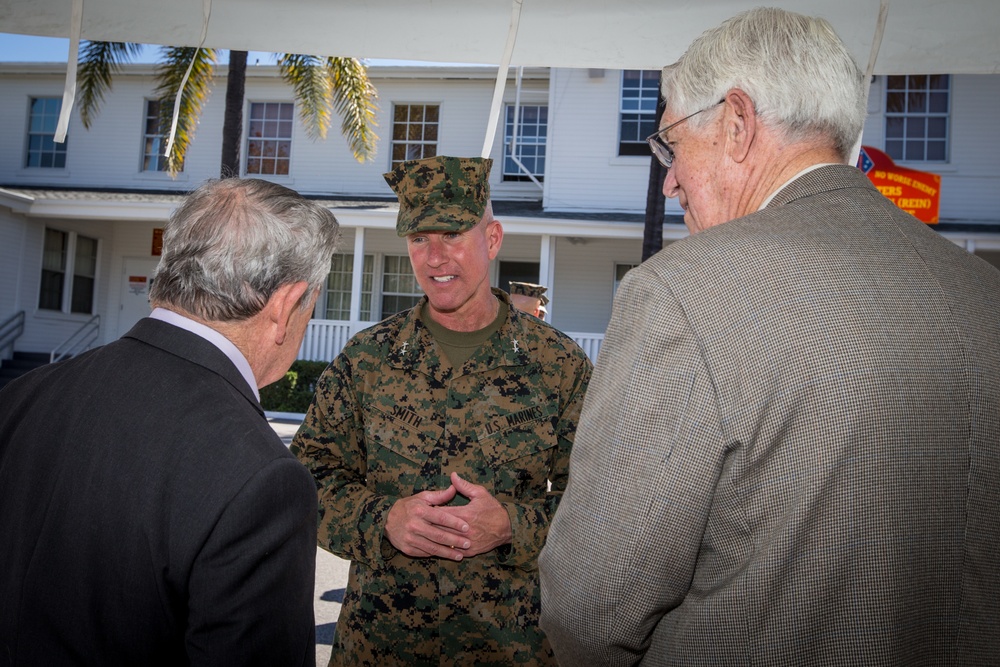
[
  {"left": 661, "top": 7, "right": 866, "bottom": 160},
  {"left": 150, "top": 178, "right": 341, "bottom": 321}
]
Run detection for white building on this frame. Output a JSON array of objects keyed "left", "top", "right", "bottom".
[{"left": 2, "top": 62, "right": 999, "bottom": 370}]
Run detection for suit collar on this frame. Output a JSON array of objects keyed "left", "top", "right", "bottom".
[
  {"left": 124, "top": 318, "right": 264, "bottom": 416},
  {"left": 766, "top": 164, "right": 875, "bottom": 209}
]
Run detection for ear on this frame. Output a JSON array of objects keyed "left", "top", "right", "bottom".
[
  {"left": 486, "top": 219, "right": 504, "bottom": 260},
  {"left": 724, "top": 89, "right": 757, "bottom": 164},
  {"left": 268, "top": 281, "right": 310, "bottom": 346}
]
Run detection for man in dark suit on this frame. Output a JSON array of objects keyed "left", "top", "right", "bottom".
[
  {"left": 0, "top": 178, "right": 341, "bottom": 665},
  {"left": 539, "top": 7, "right": 1000, "bottom": 666}
]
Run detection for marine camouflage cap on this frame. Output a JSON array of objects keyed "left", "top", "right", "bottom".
[
  {"left": 383, "top": 156, "right": 492, "bottom": 237},
  {"left": 508, "top": 281, "right": 549, "bottom": 305}
]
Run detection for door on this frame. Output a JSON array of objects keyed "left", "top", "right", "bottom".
[{"left": 117, "top": 257, "right": 160, "bottom": 339}]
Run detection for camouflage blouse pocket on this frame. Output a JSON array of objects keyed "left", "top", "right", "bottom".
[
  {"left": 477, "top": 404, "right": 559, "bottom": 499},
  {"left": 363, "top": 405, "right": 442, "bottom": 493}
]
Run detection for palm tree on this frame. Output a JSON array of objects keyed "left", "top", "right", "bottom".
[{"left": 76, "top": 43, "right": 379, "bottom": 177}]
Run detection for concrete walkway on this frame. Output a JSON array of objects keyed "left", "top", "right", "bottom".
[{"left": 268, "top": 415, "right": 349, "bottom": 667}]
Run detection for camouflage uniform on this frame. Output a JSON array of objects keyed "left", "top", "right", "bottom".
[{"left": 291, "top": 288, "right": 592, "bottom": 666}]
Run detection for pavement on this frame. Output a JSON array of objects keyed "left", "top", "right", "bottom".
[{"left": 267, "top": 415, "right": 349, "bottom": 667}]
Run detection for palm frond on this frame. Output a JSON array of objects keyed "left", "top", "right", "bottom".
[
  {"left": 77, "top": 41, "right": 144, "bottom": 128},
  {"left": 154, "top": 47, "right": 218, "bottom": 176},
  {"left": 277, "top": 53, "right": 332, "bottom": 141},
  {"left": 326, "top": 57, "right": 380, "bottom": 163}
]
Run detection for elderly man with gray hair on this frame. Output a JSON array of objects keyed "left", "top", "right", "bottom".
[
  {"left": 0, "top": 178, "right": 340, "bottom": 665},
  {"left": 540, "top": 7, "right": 1000, "bottom": 666}
]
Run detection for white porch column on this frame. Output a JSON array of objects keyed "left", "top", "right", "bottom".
[
  {"left": 349, "top": 227, "right": 366, "bottom": 322},
  {"left": 539, "top": 233, "right": 555, "bottom": 318}
]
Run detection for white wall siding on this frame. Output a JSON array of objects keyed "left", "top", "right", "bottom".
[
  {"left": 550, "top": 236, "right": 643, "bottom": 333},
  {"left": 940, "top": 75, "right": 1000, "bottom": 221},
  {"left": 0, "top": 212, "right": 29, "bottom": 322},
  {"left": 545, "top": 68, "right": 680, "bottom": 216}
]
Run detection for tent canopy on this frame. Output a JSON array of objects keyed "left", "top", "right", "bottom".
[{"left": 2, "top": 0, "right": 999, "bottom": 74}]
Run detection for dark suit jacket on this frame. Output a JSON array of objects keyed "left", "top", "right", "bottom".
[
  {"left": 0, "top": 318, "right": 318, "bottom": 666},
  {"left": 540, "top": 165, "right": 1000, "bottom": 666}
]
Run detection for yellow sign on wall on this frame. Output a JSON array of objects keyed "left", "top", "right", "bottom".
[{"left": 857, "top": 146, "right": 941, "bottom": 224}]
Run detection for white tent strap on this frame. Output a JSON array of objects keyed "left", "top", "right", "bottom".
[
  {"left": 481, "top": 0, "right": 524, "bottom": 159},
  {"left": 850, "top": 0, "right": 890, "bottom": 164},
  {"left": 54, "top": 0, "right": 84, "bottom": 144},
  {"left": 164, "top": 0, "right": 212, "bottom": 157}
]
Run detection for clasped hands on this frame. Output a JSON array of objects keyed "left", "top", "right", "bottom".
[{"left": 384, "top": 472, "right": 512, "bottom": 562}]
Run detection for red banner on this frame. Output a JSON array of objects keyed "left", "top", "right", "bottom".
[{"left": 857, "top": 146, "right": 940, "bottom": 224}]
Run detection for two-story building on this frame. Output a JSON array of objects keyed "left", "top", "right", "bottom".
[{"left": 2, "top": 61, "right": 999, "bottom": 370}]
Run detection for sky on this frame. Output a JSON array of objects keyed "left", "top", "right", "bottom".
[
  {"left": 0, "top": 32, "right": 484, "bottom": 67},
  {"left": 0, "top": 33, "right": 277, "bottom": 64}
]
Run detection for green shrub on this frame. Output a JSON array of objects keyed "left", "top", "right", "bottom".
[{"left": 260, "top": 360, "right": 329, "bottom": 413}]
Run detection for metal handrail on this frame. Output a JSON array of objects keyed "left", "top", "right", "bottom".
[
  {"left": 0, "top": 310, "right": 26, "bottom": 360},
  {"left": 50, "top": 314, "right": 101, "bottom": 363}
]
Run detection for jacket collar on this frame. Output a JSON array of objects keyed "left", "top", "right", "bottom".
[{"left": 124, "top": 318, "right": 264, "bottom": 415}]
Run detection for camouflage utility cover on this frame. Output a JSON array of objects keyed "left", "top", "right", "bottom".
[
  {"left": 383, "top": 156, "right": 492, "bottom": 237},
  {"left": 509, "top": 282, "right": 549, "bottom": 305},
  {"left": 291, "top": 288, "right": 592, "bottom": 666}
]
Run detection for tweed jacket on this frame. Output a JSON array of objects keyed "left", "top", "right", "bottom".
[
  {"left": 539, "top": 165, "right": 1000, "bottom": 666},
  {"left": 0, "top": 318, "right": 318, "bottom": 666},
  {"left": 292, "top": 289, "right": 592, "bottom": 666}
]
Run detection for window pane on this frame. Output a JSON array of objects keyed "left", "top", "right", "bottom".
[
  {"left": 907, "top": 92, "right": 927, "bottom": 113},
  {"left": 26, "top": 97, "right": 68, "bottom": 169},
  {"left": 74, "top": 236, "right": 98, "bottom": 277},
  {"left": 325, "top": 253, "right": 354, "bottom": 320},
  {"left": 926, "top": 141, "right": 946, "bottom": 161},
  {"left": 883, "top": 74, "right": 949, "bottom": 162},
  {"left": 929, "top": 92, "right": 948, "bottom": 113},
  {"left": 503, "top": 104, "right": 548, "bottom": 182},
  {"left": 141, "top": 100, "right": 170, "bottom": 172},
  {"left": 618, "top": 70, "right": 659, "bottom": 156},
  {"left": 39, "top": 228, "right": 67, "bottom": 310},
  {"left": 927, "top": 117, "right": 947, "bottom": 139},
  {"left": 390, "top": 104, "right": 440, "bottom": 170},
  {"left": 71, "top": 276, "right": 95, "bottom": 314},
  {"left": 247, "top": 102, "right": 293, "bottom": 175},
  {"left": 905, "top": 117, "right": 926, "bottom": 138}
]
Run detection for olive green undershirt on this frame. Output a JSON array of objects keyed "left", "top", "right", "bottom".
[{"left": 420, "top": 298, "right": 508, "bottom": 367}]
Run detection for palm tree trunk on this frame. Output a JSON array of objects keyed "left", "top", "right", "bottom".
[
  {"left": 220, "top": 50, "right": 248, "bottom": 178},
  {"left": 642, "top": 81, "right": 668, "bottom": 262}
]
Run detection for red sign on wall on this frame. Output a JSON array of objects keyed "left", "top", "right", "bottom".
[{"left": 857, "top": 146, "right": 941, "bottom": 224}]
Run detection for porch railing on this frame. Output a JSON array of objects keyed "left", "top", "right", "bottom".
[
  {"left": 50, "top": 314, "right": 101, "bottom": 363},
  {"left": 298, "top": 319, "right": 604, "bottom": 363},
  {"left": 563, "top": 331, "right": 604, "bottom": 362},
  {"left": 297, "top": 320, "right": 369, "bottom": 362}
]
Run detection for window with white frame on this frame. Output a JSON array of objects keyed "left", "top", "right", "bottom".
[
  {"left": 26, "top": 97, "right": 68, "bottom": 168},
  {"left": 325, "top": 253, "right": 374, "bottom": 321},
  {"left": 618, "top": 70, "right": 659, "bottom": 156},
  {"left": 503, "top": 104, "right": 547, "bottom": 182},
  {"left": 39, "top": 228, "right": 98, "bottom": 314},
  {"left": 885, "top": 75, "right": 950, "bottom": 162},
  {"left": 380, "top": 255, "right": 423, "bottom": 319},
  {"left": 391, "top": 104, "right": 439, "bottom": 168},
  {"left": 141, "top": 99, "right": 169, "bottom": 172},
  {"left": 246, "top": 102, "right": 293, "bottom": 175},
  {"left": 613, "top": 262, "right": 638, "bottom": 299}
]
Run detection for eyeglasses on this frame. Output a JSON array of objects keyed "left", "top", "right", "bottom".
[{"left": 645, "top": 99, "right": 725, "bottom": 169}]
